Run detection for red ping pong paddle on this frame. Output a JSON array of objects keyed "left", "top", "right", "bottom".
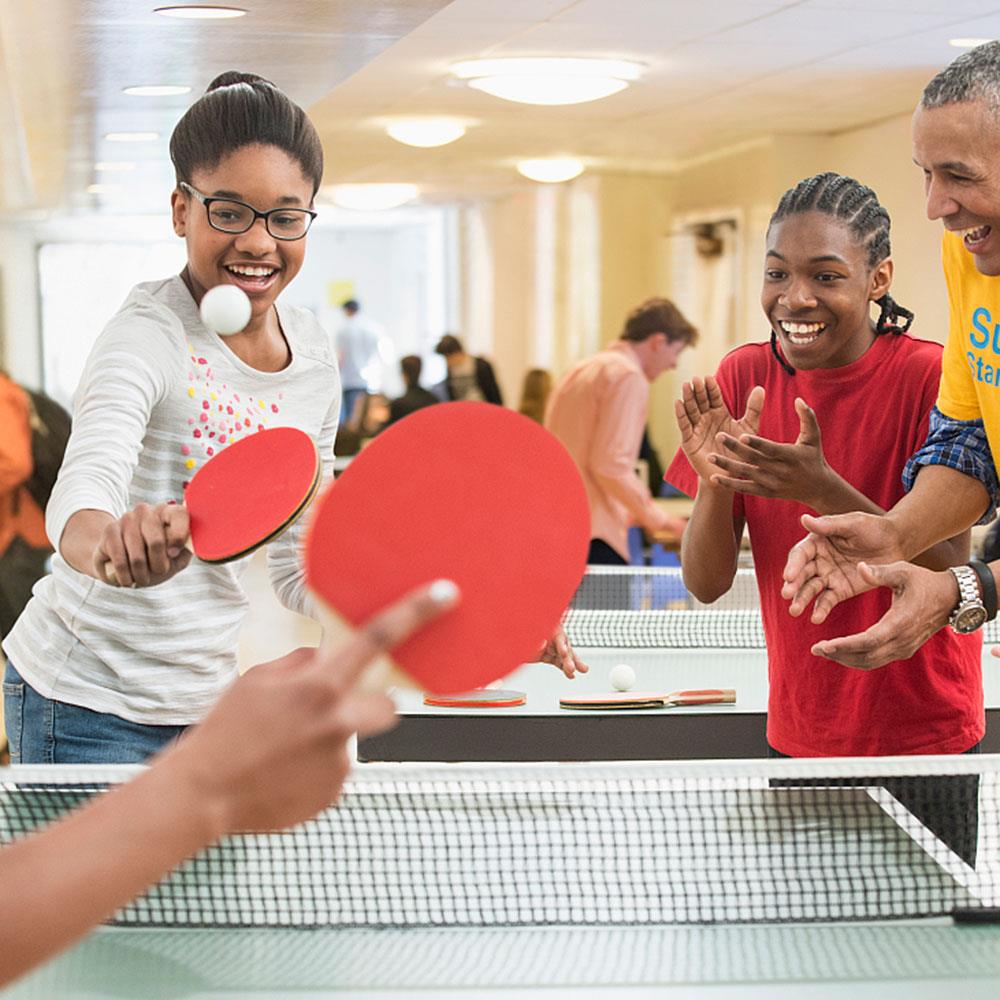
[
  {"left": 559, "top": 688, "right": 736, "bottom": 711},
  {"left": 103, "top": 426, "right": 320, "bottom": 583},
  {"left": 423, "top": 689, "right": 526, "bottom": 708},
  {"left": 304, "top": 401, "right": 589, "bottom": 695}
]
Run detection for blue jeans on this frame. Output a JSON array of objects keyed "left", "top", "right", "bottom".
[{"left": 3, "top": 662, "right": 186, "bottom": 764}]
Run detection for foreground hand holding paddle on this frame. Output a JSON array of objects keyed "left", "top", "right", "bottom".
[
  {"left": 0, "top": 579, "right": 456, "bottom": 989},
  {"left": 305, "top": 402, "right": 590, "bottom": 695},
  {"left": 98, "top": 426, "right": 320, "bottom": 587}
]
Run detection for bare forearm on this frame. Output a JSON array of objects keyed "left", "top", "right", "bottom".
[
  {"left": 912, "top": 530, "right": 971, "bottom": 571},
  {"left": 807, "top": 468, "right": 883, "bottom": 517},
  {"left": 0, "top": 763, "right": 221, "bottom": 986},
  {"left": 888, "top": 466, "right": 990, "bottom": 559},
  {"left": 680, "top": 484, "right": 740, "bottom": 602},
  {"left": 59, "top": 509, "right": 113, "bottom": 577},
  {"left": 813, "top": 468, "right": 972, "bottom": 569}
]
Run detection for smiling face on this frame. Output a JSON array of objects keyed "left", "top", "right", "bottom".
[
  {"left": 762, "top": 211, "right": 892, "bottom": 371},
  {"left": 171, "top": 143, "right": 315, "bottom": 335},
  {"left": 913, "top": 100, "right": 1000, "bottom": 276}
]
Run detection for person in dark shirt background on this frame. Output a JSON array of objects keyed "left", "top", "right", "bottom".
[{"left": 387, "top": 355, "right": 440, "bottom": 426}]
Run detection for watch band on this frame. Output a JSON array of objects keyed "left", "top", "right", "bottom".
[
  {"left": 948, "top": 565, "right": 989, "bottom": 633},
  {"left": 949, "top": 565, "right": 979, "bottom": 606},
  {"left": 968, "top": 558, "right": 998, "bottom": 622}
]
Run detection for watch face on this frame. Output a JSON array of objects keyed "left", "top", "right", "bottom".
[{"left": 954, "top": 604, "right": 989, "bottom": 633}]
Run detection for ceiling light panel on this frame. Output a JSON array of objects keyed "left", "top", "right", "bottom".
[
  {"left": 385, "top": 119, "right": 467, "bottom": 148},
  {"left": 326, "top": 184, "right": 419, "bottom": 211},
  {"left": 517, "top": 158, "right": 585, "bottom": 183},
  {"left": 153, "top": 5, "right": 247, "bottom": 19},
  {"left": 451, "top": 57, "right": 643, "bottom": 106}
]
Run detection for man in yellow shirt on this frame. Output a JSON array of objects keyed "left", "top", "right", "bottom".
[{"left": 782, "top": 42, "right": 1000, "bottom": 667}]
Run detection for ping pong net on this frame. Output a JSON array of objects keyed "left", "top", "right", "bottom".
[
  {"left": 564, "top": 565, "right": 1000, "bottom": 647},
  {"left": 2, "top": 756, "right": 999, "bottom": 928}
]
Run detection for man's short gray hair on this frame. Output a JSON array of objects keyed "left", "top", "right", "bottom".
[{"left": 922, "top": 40, "right": 1000, "bottom": 114}]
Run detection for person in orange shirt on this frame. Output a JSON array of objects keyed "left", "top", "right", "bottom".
[
  {"left": 0, "top": 577, "right": 456, "bottom": 989},
  {"left": 0, "top": 372, "right": 51, "bottom": 640}
]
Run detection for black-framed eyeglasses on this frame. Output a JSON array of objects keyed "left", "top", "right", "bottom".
[{"left": 179, "top": 181, "right": 317, "bottom": 241}]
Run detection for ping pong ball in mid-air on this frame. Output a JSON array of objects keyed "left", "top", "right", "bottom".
[
  {"left": 200, "top": 284, "right": 252, "bottom": 336},
  {"left": 610, "top": 663, "right": 635, "bottom": 692}
]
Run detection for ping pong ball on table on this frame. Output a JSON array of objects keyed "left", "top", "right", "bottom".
[
  {"left": 610, "top": 663, "right": 635, "bottom": 692},
  {"left": 200, "top": 285, "right": 252, "bottom": 336}
]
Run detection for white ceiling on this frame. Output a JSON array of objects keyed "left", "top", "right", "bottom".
[{"left": 4, "top": 0, "right": 1000, "bottom": 215}]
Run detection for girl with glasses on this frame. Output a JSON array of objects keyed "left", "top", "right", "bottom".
[{"left": 2, "top": 72, "right": 339, "bottom": 763}]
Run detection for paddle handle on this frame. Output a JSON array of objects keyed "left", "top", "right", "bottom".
[
  {"left": 313, "top": 602, "right": 410, "bottom": 694},
  {"left": 101, "top": 536, "right": 194, "bottom": 585},
  {"left": 671, "top": 688, "right": 736, "bottom": 705}
]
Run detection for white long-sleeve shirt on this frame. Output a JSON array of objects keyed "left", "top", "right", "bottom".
[{"left": 2, "top": 276, "right": 339, "bottom": 724}]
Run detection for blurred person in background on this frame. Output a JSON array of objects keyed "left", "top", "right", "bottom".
[
  {"left": 387, "top": 355, "right": 440, "bottom": 427},
  {"left": 336, "top": 299, "right": 383, "bottom": 427},
  {"left": 434, "top": 334, "right": 503, "bottom": 405},
  {"left": 545, "top": 297, "right": 695, "bottom": 567},
  {"left": 0, "top": 373, "right": 52, "bottom": 642},
  {"left": 0, "top": 371, "right": 69, "bottom": 764},
  {"left": 518, "top": 368, "right": 553, "bottom": 424}
]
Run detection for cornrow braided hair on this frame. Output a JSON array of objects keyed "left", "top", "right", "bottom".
[{"left": 766, "top": 172, "right": 914, "bottom": 376}]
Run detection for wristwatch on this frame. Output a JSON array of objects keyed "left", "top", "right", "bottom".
[{"left": 948, "top": 565, "right": 989, "bottom": 634}]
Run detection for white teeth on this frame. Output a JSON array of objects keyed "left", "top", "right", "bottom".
[
  {"left": 961, "top": 225, "right": 990, "bottom": 242},
  {"left": 780, "top": 322, "right": 823, "bottom": 335},
  {"left": 778, "top": 321, "right": 824, "bottom": 346},
  {"left": 226, "top": 265, "right": 275, "bottom": 277}
]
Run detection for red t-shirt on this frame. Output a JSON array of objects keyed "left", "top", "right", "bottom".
[{"left": 665, "top": 333, "right": 984, "bottom": 756}]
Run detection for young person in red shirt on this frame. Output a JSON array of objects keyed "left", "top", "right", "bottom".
[{"left": 666, "top": 172, "right": 983, "bottom": 761}]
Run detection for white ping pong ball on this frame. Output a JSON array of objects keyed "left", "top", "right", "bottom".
[
  {"left": 610, "top": 663, "right": 635, "bottom": 692},
  {"left": 200, "top": 284, "right": 252, "bottom": 336}
]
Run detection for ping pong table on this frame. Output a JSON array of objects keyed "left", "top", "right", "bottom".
[
  {"left": 5, "top": 920, "right": 1000, "bottom": 997},
  {"left": 360, "top": 567, "right": 1000, "bottom": 762},
  {"left": 7, "top": 567, "right": 1000, "bottom": 998},
  {"left": 359, "top": 649, "right": 770, "bottom": 761},
  {"left": 3, "top": 757, "right": 1000, "bottom": 999}
]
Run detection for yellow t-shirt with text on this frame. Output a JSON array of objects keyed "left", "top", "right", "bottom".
[{"left": 939, "top": 231, "right": 1000, "bottom": 465}]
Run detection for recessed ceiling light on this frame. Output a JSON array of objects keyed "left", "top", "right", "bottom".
[
  {"left": 949, "top": 37, "right": 993, "bottom": 48},
  {"left": 517, "top": 157, "right": 585, "bottom": 183},
  {"left": 87, "top": 184, "right": 119, "bottom": 195},
  {"left": 94, "top": 161, "right": 136, "bottom": 172},
  {"left": 385, "top": 119, "right": 467, "bottom": 148},
  {"left": 123, "top": 85, "right": 192, "bottom": 97},
  {"left": 104, "top": 131, "right": 160, "bottom": 142},
  {"left": 325, "top": 184, "right": 419, "bottom": 211},
  {"left": 451, "top": 57, "right": 643, "bottom": 106},
  {"left": 154, "top": 5, "right": 247, "bottom": 18}
]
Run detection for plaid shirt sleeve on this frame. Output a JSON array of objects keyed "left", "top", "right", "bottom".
[{"left": 902, "top": 406, "right": 998, "bottom": 524}]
